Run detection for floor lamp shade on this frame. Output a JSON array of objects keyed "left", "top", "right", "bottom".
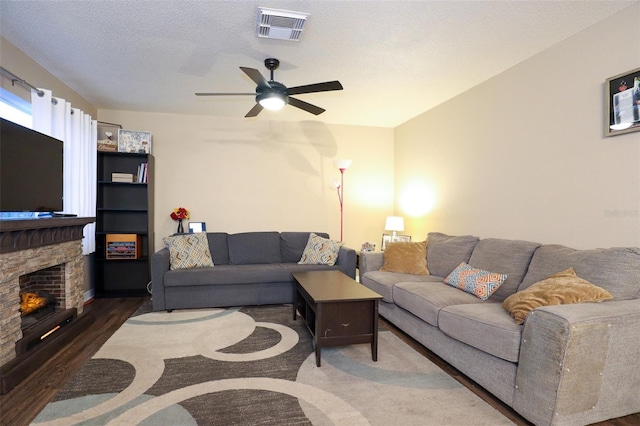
[{"left": 333, "top": 159, "right": 352, "bottom": 170}]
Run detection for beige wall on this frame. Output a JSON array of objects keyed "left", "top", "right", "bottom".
[
  {"left": 98, "top": 110, "right": 395, "bottom": 252},
  {"left": 0, "top": 37, "right": 97, "bottom": 116},
  {"left": 394, "top": 4, "right": 640, "bottom": 249}
]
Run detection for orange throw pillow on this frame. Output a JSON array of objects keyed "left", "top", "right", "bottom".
[{"left": 503, "top": 267, "right": 613, "bottom": 324}]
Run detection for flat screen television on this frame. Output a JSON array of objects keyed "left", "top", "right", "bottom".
[{"left": 0, "top": 117, "right": 64, "bottom": 213}]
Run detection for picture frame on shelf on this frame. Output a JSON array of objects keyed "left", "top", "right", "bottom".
[
  {"left": 188, "top": 222, "right": 206, "bottom": 233},
  {"left": 361, "top": 242, "right": 376, "bottom": 252},
  {"left": 97, "top": 122, "right": 121, "bottom": 152},
  {"left": 381, "top": 234, "right": 412, "bottom": 251},
  {"left": 118, "top": 129, "right": 152, "bottom": 153},
  {"left": 605, "top": 67, "right": 640, "bottom": 137},
  {"left": 381, "top": 234, "right": 391, "bottom": 251}
]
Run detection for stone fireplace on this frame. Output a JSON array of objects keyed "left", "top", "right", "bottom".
[{"left": 0, "top": 217, "right": 94, "bottom": 393}]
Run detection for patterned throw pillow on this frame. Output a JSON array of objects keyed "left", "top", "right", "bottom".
[
  {"left": 298, "top": 233, "right": 342, "bottom": 266},
  {"left": 444, "top": 262, "right": 508, "bottom": 301},
  {"left": 380, "top": 241, "right": 429, "bottom": 275},
  {"left": 502, "top": 267, "right": 613, "bottom": 324},
  {"left": 163, "top": 233, "right": 214, "bottom": 270}
]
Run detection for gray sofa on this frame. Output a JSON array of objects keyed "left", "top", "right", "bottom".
[
  {"left": 359, "top": 232, "right": 640, "bottom": 426},
  {"left": 151, "top": 231, "right": 356, "bottom": 312}
]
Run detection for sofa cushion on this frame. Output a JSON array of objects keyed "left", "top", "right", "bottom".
[
  {"left": 360, "top": 271, "right": 439, "bottom": 302},
  {"left": 519, "top": 244, "right": 640, "bottom": 300},
  {"left": 164, "top": 263, "right": 345, "bottom": 287},
  {"left": 380, "top": 240, "right": 429, "bottom": 275},
  {"left": 163, "top": 233, "right": 214, "bottom": 270},
  {"left": 503, "top": 267, "right": 614, "bottom": 324},
  {"left": 228, "top": 232, "right": 282, "bottom": 265},
  {"left": 438, "top": 303, "right": 523, "bottom": 362},
  {"left": 444, "top": 262, "right": 508, "bottom": 300},
  {"left": 426, "top": 232, "right": 479, "bottom": 278},
  {"left": 298, "top": 233, "right": 342, "bottom": 266},
  {"left": 280, "top": 232, "right": 329, "bottom": 263},
  {"left": 393, "top": 281, "right": 485, "bottom": 327},
  {"left": 468, "top": 238, "right": 540, "bottom": 301},
  {"left": 206, "top": 232, "right": 230, "bottom": 265}
]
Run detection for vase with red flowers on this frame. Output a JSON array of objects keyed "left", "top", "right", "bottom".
[{"left": 170, "top": 207, "right": 190, "bottom": 233}]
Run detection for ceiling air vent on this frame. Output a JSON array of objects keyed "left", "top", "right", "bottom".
[{"left": 257, "top": 7, "right": 309, "bottom": 41}]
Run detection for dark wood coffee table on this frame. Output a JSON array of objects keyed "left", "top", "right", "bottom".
[{"left": 292, "top": 270, "right": 383, "bottom": 367}]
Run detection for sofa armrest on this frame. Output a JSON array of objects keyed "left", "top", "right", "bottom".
[
  {"left": 513, "top": 299, "right": 640, "bottom": 426},
  {"left": 337, "top": 246, "right": 357, "bottom": 279},
  {"left": 359, "top": 251, "right": 384, "bottom": 275},
  {"left": 151, "top": 248, "right": 171, "bottom": 311}
]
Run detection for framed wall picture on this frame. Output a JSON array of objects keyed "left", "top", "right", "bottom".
[
  {"left": 396, "top": 235, "right": 412, "bottom": 243},
  {"left": 188, "top": 222, "right": 206, "bottom": 233},
  {"left": 605, "top": 67, "right": 640, "bottom": 137},
  {"left": 118, "top": 129, "right": 152, "bottom": 153}
]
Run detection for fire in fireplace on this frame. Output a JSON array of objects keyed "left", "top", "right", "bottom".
[
  {"left": 16, "top": 290, "right": 77, "bottom": 356},
  {"left": 15, "top": 265, "right": 73, "bottom": 356},
  {"left": 20, "top": 291, "right": 57, "bottom": 326}
]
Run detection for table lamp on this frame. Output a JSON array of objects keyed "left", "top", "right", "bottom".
[{"left": 385, "top": 216, "right": 404, "bottom": 241}]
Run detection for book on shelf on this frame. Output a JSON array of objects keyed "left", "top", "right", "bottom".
[
  {"left": 112, "top": 172, "right": 134, "bottom": 183},
  {"left": 136, "top": 162, "right": 148, "bottom": 183}
]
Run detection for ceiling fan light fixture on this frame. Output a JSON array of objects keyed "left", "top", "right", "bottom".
[
  {"left": 196, "top": 57, "right": 342, "bottom": 117},
  {"left": 257, "top": 92, "right": 286, "bottom": 110}
]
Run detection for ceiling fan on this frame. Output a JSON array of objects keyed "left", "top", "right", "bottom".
[{"left": 195, "top": 58, "right": 343, "bottom": 117}]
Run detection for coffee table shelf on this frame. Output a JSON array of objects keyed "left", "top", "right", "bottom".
[{"left": 292, "top": 270, "right": 383, "bottom": 367}]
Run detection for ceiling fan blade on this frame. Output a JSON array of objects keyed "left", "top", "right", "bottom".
[
  {"left": 287, "top": 81, "right": 343, "bottom": 96},
  {"left": 245, "top": 103, "right": 264, "bottom": 118},
  {"left": 195, "top": 92, "right": 255, "bottom": 96},
  {"left": 240, "top": 67, "right": 271, "bottom": 89},
  {"left": 288, "top": 97, "right": 326, "bottom": 115}
]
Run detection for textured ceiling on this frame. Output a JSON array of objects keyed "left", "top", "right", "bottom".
[{"left": 1, "top": 0, "right": 636, "bottom": 128}]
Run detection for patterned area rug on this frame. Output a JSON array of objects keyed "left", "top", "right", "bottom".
[{"left": 32, "top": 304, "right": 513, "bottom": 425}]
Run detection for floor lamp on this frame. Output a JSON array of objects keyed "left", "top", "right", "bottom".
[{"left": 334, "top": 159, "right": 352, "bottom": 242}]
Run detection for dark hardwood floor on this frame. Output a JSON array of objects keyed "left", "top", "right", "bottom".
[
  {"left": 0, "top": 297, "right": 638, "bottom": 426},
  {"left": 0, "top": 297, "right": 144, "bottom": 426}
]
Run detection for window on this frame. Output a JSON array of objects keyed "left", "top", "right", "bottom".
[{"left": 0, "top": 88, "right": 32, "bottom": 127}]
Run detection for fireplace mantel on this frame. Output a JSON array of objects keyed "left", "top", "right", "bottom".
[{"left": 0, "top": 217, "right": 95, "bottom": 254}]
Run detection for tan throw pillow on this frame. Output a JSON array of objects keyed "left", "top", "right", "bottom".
[
  {"left": 163, "top": 233, "right": 214, "bottom": 270},
  {"left": 380, "top": 241, "right": 429, "bottom": 275},
  {"left": 502, "top": 267, "right": 613, "bottom": 324}
]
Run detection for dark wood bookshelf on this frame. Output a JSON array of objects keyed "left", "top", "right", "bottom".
[{"left": 95, "top": 152, "right": 154, "bottom": 296}]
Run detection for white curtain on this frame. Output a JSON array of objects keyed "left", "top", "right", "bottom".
[{"left": 31, "top": 88, "right": 97, "bottom": 255}]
